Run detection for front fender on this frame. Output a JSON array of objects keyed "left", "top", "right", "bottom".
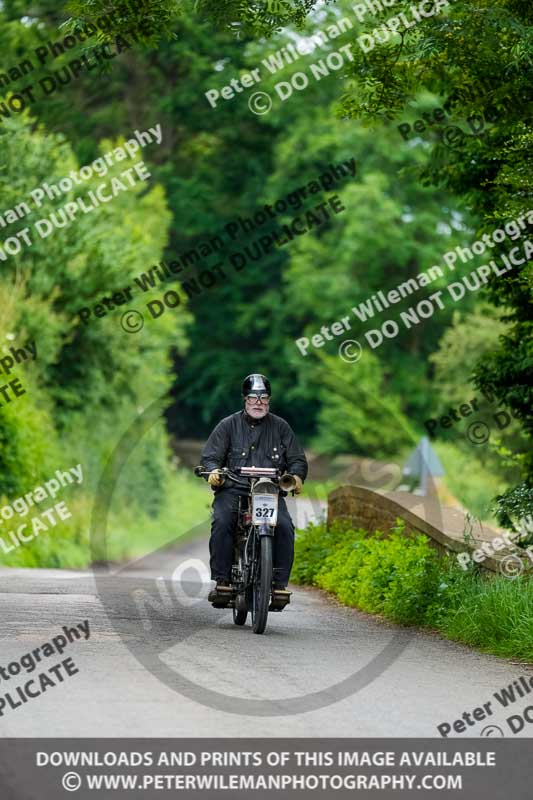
[{"left": 257, "top": 523, "right": 275, "bottom": 537}]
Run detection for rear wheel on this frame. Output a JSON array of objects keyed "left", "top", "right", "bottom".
[{"left": 252, "top": 534, "right": 273, "bottom": 634}]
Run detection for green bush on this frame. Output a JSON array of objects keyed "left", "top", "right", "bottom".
[
  {"left": 291, "top": 519, "right": 350, "bottom": 585},
  {"left": 297, "top": 521, "right": 442, "bottom": 624},
  {"left": 293, "top": 520, "right": 533, "bottom": 661}
]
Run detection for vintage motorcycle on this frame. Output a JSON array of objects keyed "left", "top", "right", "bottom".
[{"left": 194, "top": 465, "right": 298, "bottom": 634}]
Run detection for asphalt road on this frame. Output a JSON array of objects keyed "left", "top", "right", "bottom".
[{"left": 1, "top": 502, "right": 531, "bottom": 738}]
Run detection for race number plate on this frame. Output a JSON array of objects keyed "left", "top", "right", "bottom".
[{"left": 252, "top": 493, "right": 278, "bottom": 526}]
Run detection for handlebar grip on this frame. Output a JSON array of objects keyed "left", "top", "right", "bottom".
[{"left": 193, "top": 465, "right": 204, "bottom": 477}]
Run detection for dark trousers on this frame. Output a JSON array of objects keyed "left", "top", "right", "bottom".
[{"left": 209, "top": 488, "right": 295, "bottom": 585}]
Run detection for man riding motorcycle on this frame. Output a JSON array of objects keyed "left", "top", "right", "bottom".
[{"left": 201, "top": 374, "right": 308, "bottom": 604}]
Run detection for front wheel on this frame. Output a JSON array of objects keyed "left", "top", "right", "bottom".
[{"left": 252, "top": 534, "right": 273, "bottom": 634}]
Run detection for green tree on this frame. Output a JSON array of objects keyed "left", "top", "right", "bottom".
[
  {"left": 309, "top": 352, "right": 416, "bottom": 457},
  {"left": 336, "top": 0, "right": 533, "bottom": 514},
  {"left": 0, "top": 111, "right": 189, "bottom": 512}
]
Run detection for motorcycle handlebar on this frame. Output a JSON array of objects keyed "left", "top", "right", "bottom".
[
  {"left": 193, "top": 466, "right": 247, "bottom": 487},
  {"left": 193, "top": 465, "right": 297, "bottom": 491}
]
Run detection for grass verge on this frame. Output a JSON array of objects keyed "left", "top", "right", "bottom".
[
  {"left": 292, "top": 520, "right": 533, "bottom": 662},
  {"left": 0, "top": 469, "right": 211, "bottom": 569}
]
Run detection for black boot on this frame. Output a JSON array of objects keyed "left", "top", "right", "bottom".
[
  {"left": 208, "top": 581, "right": 232, "bottom": 606},
  {"left": 269, "top": 583, "right": 291, "bottom": 611}
]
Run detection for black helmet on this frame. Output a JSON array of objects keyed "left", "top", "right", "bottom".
[{"left": 242, "top": 373, "right": 271, "bottom": 397}]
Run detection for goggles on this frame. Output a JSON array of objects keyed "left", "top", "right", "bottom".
[{"left": 245, "top": 393, "right": 270, "bottom": 403}]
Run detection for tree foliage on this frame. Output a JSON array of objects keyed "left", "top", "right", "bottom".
[
  {"left": 0, "top": 0, "right": 530, "bottom": 546},
  {"left": 336, "top": 0, "right": 533, "bottom": 511},
  {"left": 0, "top": 112, "right": 189, "bottom": 514}
]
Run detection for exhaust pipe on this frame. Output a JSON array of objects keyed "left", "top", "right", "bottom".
[{"left": 279, "top": 473, "right": 298, "bottom": 493}]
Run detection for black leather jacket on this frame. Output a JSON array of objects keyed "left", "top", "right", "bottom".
[{"left": 201, "top": 410, "right": 308, "bottom": 490}]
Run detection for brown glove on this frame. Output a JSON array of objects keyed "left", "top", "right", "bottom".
[
  {"left": 293, "top": 475, "right": 303, "bottom": 495},
  {"left": 208, "top": 469, "right": 225, "bottom": 487}
]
